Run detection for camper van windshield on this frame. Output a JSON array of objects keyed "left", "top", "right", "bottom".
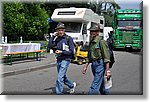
[{"left": 63, "top": 22, "right": 82, "bottom": 33}]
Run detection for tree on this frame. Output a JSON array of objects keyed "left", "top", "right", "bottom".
[
  {"left": 87, "top": 1, "right": 121, "bottom": 26},
  {"left": 3, "top": 2, "right": 25, "bottom": 41},
  {"left": 23, "top": 3, "right": 49, "bottom": 40},
  {"left": 3, "top": 2, "right": 49, "bottom": 42}
]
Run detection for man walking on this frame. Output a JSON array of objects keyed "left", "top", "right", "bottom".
[
  {"left": 48, "top": 22, "right": 76, "bottom": 94},
  {"left": 106, "top": 31, "right": 115, "bottom": 68},
  {"left": 82, "top": 23, "right": 111, "bottom": 95}
]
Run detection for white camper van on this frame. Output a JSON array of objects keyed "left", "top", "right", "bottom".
[{"left": 51, "top": 7, "right": 105, "bottom": 46}]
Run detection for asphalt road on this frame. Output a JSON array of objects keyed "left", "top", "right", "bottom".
[{"left": 1, "top": 51, "right": 143, "bottom": 95}]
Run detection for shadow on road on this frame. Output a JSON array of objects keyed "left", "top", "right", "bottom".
[
  {"left": 114, "top": 48, "right": 142, "bottom": 55},
  {"left": 44, "top": 87, "right": 71, "bottom": 94}
]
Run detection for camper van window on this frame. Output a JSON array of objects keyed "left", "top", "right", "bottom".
[
  {"left": 58, "top": 11, "right": 76, "bottom": 15},
  {"left": 64, "top": 22, "right": 82, "bottom": 33},
  {"left": 100, "top": 20, "right": 103, "bottom": 24}
]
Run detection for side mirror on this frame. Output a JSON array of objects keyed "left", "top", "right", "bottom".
[
  {"left": 82, "top": 30, "right": 87, "bottom": 35},
  {"left": 82, "top": 24, "right": 87, "bottom": 35}
]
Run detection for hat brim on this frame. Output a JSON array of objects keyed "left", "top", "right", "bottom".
[
  {"left": 88, "top": 28, "right": 100, "bottom": 31},
  {"left": 55, "top": 27, "right": 65, "bottom": 30}
]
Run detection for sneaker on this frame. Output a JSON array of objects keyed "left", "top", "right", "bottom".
[{"left": 70, "top": 82, "right": 76, "bottom": 94}]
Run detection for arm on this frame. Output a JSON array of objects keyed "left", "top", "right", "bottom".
[
  {"left": 47, "top": 36, "right": 57, "bottom": 49},
  {"left": 82, "top": 63, "right": 90, "bottom": 74},
  {"left": 82, "top": 48, "right": 91, "bottom": 74},
  {"left": 100, "top": 40, "right": 111, "bottom": 78}
]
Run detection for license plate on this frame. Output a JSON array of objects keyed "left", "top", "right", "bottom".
[{"left": 126, "top": 44, "right": 131, "bottom": 47}]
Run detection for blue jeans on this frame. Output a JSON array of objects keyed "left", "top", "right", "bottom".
[
  {"left": 56, "top": 60, "right": 74, "bottom": 94},
  {"left": 89, "top": 59, "right": 109, "bottom": 95}
]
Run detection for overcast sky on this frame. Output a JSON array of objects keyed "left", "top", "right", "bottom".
[{"left": 115, "top": 0, "right": 143, "bottom": 9}]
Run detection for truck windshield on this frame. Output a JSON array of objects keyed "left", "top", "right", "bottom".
[
  {"left": 117, "top": 21, "right": 142, "bottom": 28},
  {"left": 63, "top": 22, "right": 82, "bottom": 33}
]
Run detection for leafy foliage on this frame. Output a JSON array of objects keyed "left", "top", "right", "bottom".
[{"left": 3, "top": 2, "right": 49, "bottom": 41}]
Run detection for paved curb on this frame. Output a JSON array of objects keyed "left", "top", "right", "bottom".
[{"left": 1, "top": 62, "right": 56, "bottom": 78}]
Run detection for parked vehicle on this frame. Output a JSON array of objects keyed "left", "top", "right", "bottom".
[{"left": 113, "top": 9, "right": 143, "bottom": 51}]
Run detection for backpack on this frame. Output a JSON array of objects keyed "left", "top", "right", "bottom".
[
  {"left": 99, "top": 39, "right": 115, "bottom": 68},
  {"left": 106, "top": 37, "right": 115, "bottom": 68}
]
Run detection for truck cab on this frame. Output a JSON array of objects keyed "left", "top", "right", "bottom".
[{"left": 113, "top": 9, "right": 143, "bottom": 51}]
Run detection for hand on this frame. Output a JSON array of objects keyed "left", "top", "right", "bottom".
[
  {"left": 53, "top": 32, "right": 58, "bottom": 36},
  {"left": 82, "top": 67, "right": 87, "bottom": 74},
  {"left": 106, "top": 70, "right": 111, "bottom": 80},
  {"left": 55, "top": 50, "right": 62, "bottom": 54},
  {"left": 82, "top": 63, "right": 89, "bottom": 74}
]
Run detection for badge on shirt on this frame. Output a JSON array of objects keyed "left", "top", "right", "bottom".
[
  {"left": 95, "top": 43, "right": 100, "bottom": 52},
  {"left": 95, "top": 43, "right": 100, "bottom": 49}
]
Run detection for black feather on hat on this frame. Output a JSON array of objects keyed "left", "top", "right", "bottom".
[
  {"left": 55, "top": 22, "right": 65, "bottom": 30},
  {"left": 88, "top": 23, "right": 100, "bottom": 31}
]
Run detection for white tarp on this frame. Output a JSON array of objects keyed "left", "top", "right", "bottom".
[{"left": 0, "top": 43, "right": 41, "bottom": 54}]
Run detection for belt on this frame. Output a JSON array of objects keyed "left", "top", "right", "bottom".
[{"left": 91, "top": 57, "right": 102, "bottom": 62}]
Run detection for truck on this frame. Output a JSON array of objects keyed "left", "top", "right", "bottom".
[
  {"left": 51, "top": 7, "right": 105, "bottom": 64},
  {"left": 113, "top": 9, "right": 143, "bottom": 51}
]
